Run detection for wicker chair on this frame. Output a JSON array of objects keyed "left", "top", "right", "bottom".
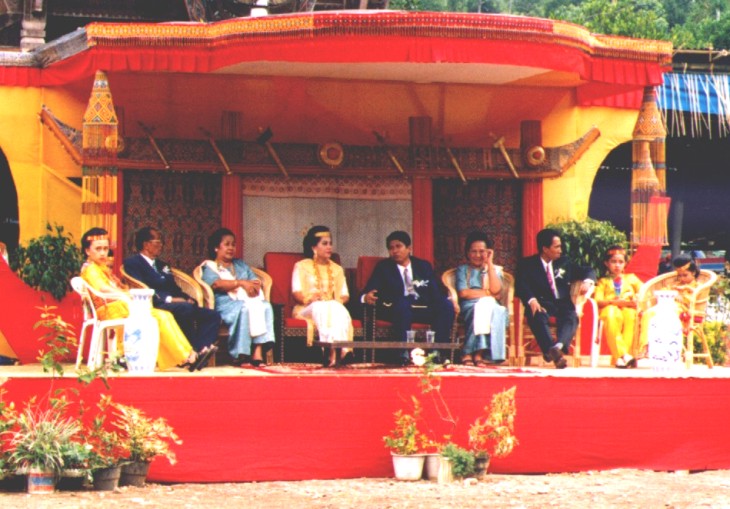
[
  {"left": 633, "top": 269, "right": 717, "bottom": 368},
  {"left": 120, "top": 265, "right": 204, "bottom": 307},
  {"left": 441, "top": 267, "right": 516, "bottom": 365},
  {"left": 193, "top": 264, "right": 274, "bottom": 364}
]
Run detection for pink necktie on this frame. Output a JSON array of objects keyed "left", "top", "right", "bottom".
[{"left": 546, "top": 264, "right": 557, "bottom": 297}]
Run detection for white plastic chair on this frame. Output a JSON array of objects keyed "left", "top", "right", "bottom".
[{"left": 70, "top": 277, "right": 126, "bottom": 369}]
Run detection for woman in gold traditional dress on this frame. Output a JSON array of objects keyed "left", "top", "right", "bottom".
[
  {"left": 80, "top": 227, "right": 200, "bottom": 371},
  {"left": 595, "top": 246, "right": 642, "bottom": 368},
  {"left": 291, "top": 226, "right": 353, "bottom": 368}
]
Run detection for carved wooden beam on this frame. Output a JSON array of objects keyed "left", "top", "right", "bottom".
[{"left": 138, "top": 122, "right": 170, "bottom": 169}]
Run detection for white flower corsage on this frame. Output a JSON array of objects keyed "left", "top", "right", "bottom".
[
  {"left": 411, "top": 348, "right": 427, "bottom": 367},
  {"left": 554, "top": 268, "right": 566, "bottom": 280},
  {"left": 412, "top": 279, "right": 429, "bottom": 288},
  {"left": 162, "top": 266, "right": 171, "bottom": 274}
]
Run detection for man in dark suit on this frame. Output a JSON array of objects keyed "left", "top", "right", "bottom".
[
  {"left": 362, "top": 231, "right": 455, "bottom": 364},
  {"left": 516, "top": 228, "right": 596, "bottom": 369},
  {"left": 123, "top": 226, "right": 221, "bottom": 357}
]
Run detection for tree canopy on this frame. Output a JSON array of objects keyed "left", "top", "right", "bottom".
[{"left": 387, "top": 0, "right": 730, "bottom": 50}]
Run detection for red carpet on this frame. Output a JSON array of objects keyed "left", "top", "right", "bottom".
[{"left": 2, "top": 366, "right": 729, "bottom": 482}]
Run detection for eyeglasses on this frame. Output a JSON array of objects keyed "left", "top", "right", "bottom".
[{"left": 148, "top": 240, "right": 164, "bottom": 245}]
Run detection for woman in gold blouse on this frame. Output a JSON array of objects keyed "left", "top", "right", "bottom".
[
  {"left": 80, "top": 227, "right": 205, "bottom": 371},
  {"left": 291, "top": 226, "right": 353, "bottom": 368}
]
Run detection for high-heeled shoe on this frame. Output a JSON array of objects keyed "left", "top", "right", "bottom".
[
  {"left": 192, "top": 345, "right": 218, "bottom": 371},
  {"left": 251, "top": 358, "right": 264, "bottom": 367}
]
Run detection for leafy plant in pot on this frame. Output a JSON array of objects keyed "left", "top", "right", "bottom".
[
  {"left": 382, "top": 396, "right": 428, "bottom": 481},
  {"left": 467, "top": 386, "right": 518, "bottom": 478},
  {"left": 112, "top": 402, "right": 182, "bottom": 487},
  {"left": 84, "top": 396, "right": 128, "bottom": 491},
  {"left": 7, "top": 402, "right": 81, "bottom": 494},
  {"left": 57, "top": 440, "right": 93, "bottom": 490}
]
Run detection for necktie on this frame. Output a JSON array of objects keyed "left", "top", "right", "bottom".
[
  {"left": 404, "top": 267, "right": 418, "bottom": 298},
  {"left": 546, "top": 263, "right": 557, "bottom": 297}
]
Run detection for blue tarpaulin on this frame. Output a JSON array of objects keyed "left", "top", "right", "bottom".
[{"left": 657, "top": 73, "right": 730, "bottom": 137}]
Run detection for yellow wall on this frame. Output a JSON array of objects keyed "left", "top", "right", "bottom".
[{"left": 0, "top": 86, "right": 83, "bottom": 244}]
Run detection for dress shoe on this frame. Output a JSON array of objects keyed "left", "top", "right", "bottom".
[
  {"left": 338, "top": 351, "right": 355, "bottom": 366},
  {"left": 548, "top": 346, "right": 567, "bottom": 369}
]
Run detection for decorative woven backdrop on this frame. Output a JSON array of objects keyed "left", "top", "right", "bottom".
[
  {"left": 242, "top": 176, "right": 412, "bottom": 269},
  {"left": 432, "top": 179, "right": 521, "bottom": 274},
  {"left": 123, "top": 171, "right": 222, "bottom": 273}
]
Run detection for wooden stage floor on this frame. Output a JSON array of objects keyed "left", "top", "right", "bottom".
[{"left": 1, "top": 361, "right": 728, "bottom": 483}]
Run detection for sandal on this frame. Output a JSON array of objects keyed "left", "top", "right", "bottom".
[
  {"left": 474, "top": 359, "right": 487, "bottom": 367},
  {"left": 461, "top": 356, "right": 475, "bottom": 366}
]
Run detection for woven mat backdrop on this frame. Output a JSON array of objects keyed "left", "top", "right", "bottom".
[
  {"left": 242, "top": 176, "right": 412, "bottom": 269},
  {"left": 432, "top": 179, "right": 521, "bottom": 274},
  {"left": 123, "top": 171, "right": 222, "bottom": 273}
]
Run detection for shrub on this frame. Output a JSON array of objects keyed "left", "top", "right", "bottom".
[
  {"left": 9, "top": 223, "right": 83, "bottom": 301},
  {"left": 546, "top": 218, "right": 628, "bottom": 276}
]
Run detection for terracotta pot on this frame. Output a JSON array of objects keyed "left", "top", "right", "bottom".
[
  {"left": 120, "top": 461, "right": 151, "bottom": 487},
  {"left": 92, "top": 465, "right": 121, "bottom": 491}
]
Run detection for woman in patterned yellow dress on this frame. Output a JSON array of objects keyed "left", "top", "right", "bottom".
[
  {"left": 80, "top": 227, "right": 199, "bottom": 371},
  {"left": 595, "top": 246, "right": 642, "bottom": 368},
  {"left": 291, "top": 226, "right": 353, "bottom": 368}
]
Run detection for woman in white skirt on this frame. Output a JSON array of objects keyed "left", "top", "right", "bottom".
[{"left": 292, "top": 226, "right": 353, "bottom": 367}]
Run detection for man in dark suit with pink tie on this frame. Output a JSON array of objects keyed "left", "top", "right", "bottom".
[{"left": 516, "top": 228, "right": 595, "bottom": 369}]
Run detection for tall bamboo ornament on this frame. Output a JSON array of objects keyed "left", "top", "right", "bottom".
[
  {"left": 631, "top": 87, "right": 668, "bottom": 246},
  {"left": 82, "top": 70, "right": 119, "bottom": 249}
]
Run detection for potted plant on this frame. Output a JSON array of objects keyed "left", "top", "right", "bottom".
[
  {"left": 439, "top": 442, "right": 475, "bottom": 481},
  {"left": 382, "top": 396, "right": 428, "bottom": 481},
  {"left": 467, "top": 386, "right": 518, "bottom": 479},
  {"left": 112, "top": 402, "right": 182, "bottom": 487},
  {"left": 84, "top": 396, "right": 127, "bottom": 491},
  {"left": 57, "top": 440, "right": 92, "bottom": 490},
  {"left": 7, "top": 404, "right": 81, "bottom": 494}
]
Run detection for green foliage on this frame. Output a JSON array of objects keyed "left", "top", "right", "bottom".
[
  {"left": 467, "top": 386, "right": 518, "bottom": 459},
  {"left": 8, "top": 403, "right": 81, "bottom": 472},
  {"left": 9, "top": 223, "right": 83, "bottom": 301},
  {"left": 383, "top": 397, "right": 428, "bottom": 455},
  {"left": 546, "top": 218, "right": 628, "bottom": 277},
  {"left": 550, "top": 0, "right": 670, "bottom": 40},
  {"left": 699, "top": 320, "right": 727, "bottom": 366},
  {"left": 440, "top": 442, "right": 475, "bottom": 478}
]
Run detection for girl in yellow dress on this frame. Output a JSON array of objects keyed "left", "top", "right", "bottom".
[
  {"left": 80, "top": 227, "right": 199, "bottom": 371},
  {"left": 595, "top": 246, "right": 643, "bottom": 368}
]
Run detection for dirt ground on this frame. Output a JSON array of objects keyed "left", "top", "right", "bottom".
[{"left": 1, "top": 469, "right": 730, "bottom": 508}]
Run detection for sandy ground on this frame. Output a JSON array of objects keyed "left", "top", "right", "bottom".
[{"left": 2, "top": 470, "right": 730, "bottom": 508}]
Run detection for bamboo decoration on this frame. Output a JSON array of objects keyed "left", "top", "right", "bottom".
[
  {"left": 631, "top": 87, "right": 669, "bottom": 245},
  {"left": 82, "top": 70, "right": 119, "bottom": 248},
  {"left": 445, "top": 146, "right": 467, "bottom": 184},
  {"left": 493, "top": 136, "right": 519, "bottom": 179},
  {"left": 257, "top": 127, "right": 289, "bottom": 178}
]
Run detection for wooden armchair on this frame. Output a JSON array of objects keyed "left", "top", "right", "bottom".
[
  {"left": 441, "top": 266, "right": 516, "bottom": 365},
  {"left": 633, "top": 269, "right": 717, "bottom": 368},
  {"left": 514, "top": 282, "right": 597, "bottom": 367},
  {"left": 263, "top": 252, "right": 364, "bottom": 363},
  {"left": 358, "top": 256, "right": 461, "bottom": 362}
]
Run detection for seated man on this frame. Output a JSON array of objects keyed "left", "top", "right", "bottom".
[
  {"left": 123, "top": 226, "right": 221, "bottom": 362},
  {"left": 362, "top": 231, "right": 455, "bottom": 365},
  {"left": 515, "top": 228, "right": 596, "bottom": 369}
]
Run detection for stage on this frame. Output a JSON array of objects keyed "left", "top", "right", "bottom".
[{"left": 1, "top": 361, "right": 729, "bottom": 483}]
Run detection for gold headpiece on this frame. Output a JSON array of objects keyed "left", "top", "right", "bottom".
[
  {"left": 607, "top": 247, "right": 625, "bottom": 257},
  {"left": 315, "top": 231, "right": 331, "bottom": 238},
  {"left": 86, "top": 234, "right": 108, "bottom": 242}
]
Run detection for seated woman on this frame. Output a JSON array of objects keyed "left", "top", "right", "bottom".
[
  {"left": 200, "top": 228, "right": 275, "bottom": 367},
  {"left": 595, "top": 246, "right": 642, "bottom": 368},
  {"left": 455, "top": 232, "right": 508, "bottom": 366},
  {"left": 80, "top": 227, "right": 209, "bottom": 371},
  {"left": 639, "top": 253, "right": 700, "bottom": 356},
  {"left": 292, "top": 226, "right": 353, "bottom": 368}
]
